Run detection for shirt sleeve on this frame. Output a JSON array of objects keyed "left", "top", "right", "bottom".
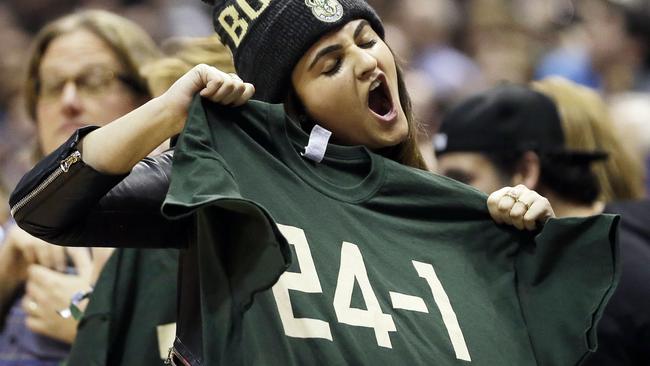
[
  {"left": 515, "top": 214, "right": 620, "bottom": 366},
  {"left": 161, "top": 96, "right": 291, "bottom": 310},
  {"left": 11, "top": 127, "right": 189, "bottom": 249}
]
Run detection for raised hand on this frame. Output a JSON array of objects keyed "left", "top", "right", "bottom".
[
  {"left": 487, "top": 185, "right": 555, "bottom": 231},
  {"left": 161, "top": 64, "right": 255, "bottom": 124}
]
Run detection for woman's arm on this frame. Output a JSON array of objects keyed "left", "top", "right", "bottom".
[
  {"left": 82, "top": 64, "right": 254, "bottom": 174},
  {"left": 12, "top": 147, "right": 186, "bottom": 248},
  {"left": 10, "top": 65, "right": 254, "bottom": 248}
]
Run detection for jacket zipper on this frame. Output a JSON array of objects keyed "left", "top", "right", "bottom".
[{"left": 10, "top": 150, "right": 82, "bottom": 217}]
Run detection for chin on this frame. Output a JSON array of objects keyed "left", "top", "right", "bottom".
[
  {"left": 391, "top": 123, "right": 409, "bottom": 145},
  {"left": 372, "top": 133, "right": 407, "bottom": 150}
]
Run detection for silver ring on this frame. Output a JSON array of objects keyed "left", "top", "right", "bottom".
[
  {"left": 505, "top": 189, "right": 520, "bottom": 200},
  {"left": 57, "top": 307, "right": 72, "bottom": 319}
]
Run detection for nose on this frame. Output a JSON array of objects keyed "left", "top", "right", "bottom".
[
  {"left": 354, "top": 48, "right": 378, "bottom": 81},
  {"left": 59, "top": 81, "right": 82, "bottom": 116}
]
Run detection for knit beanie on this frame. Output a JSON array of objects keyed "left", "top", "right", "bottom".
[{"left": 202, "top": 0, "right": 384, "bottom": 103}]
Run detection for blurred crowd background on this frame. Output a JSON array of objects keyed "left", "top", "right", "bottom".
[{"left": 1, "top": 0, "right": 649, "bottom": 196}]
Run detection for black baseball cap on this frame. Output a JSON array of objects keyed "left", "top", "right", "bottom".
[{"left": 435, "top": 84, "right": 608, "bottom": 161}]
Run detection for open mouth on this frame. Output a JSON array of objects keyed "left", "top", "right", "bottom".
[{"left": 368, "top": 75, "right": 395, "bottom": 119}]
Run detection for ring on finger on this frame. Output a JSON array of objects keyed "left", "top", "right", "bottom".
[
  {"left": 515, "top": 199, "right": 530, "bottom": 210},
  {"left": 505, "top": 189, "right": 520, "bottom": 200},
  {"left": 57, "top": 307, "right": 72, "bottom": 319}
]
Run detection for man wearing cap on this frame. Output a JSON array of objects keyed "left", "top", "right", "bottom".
[{"left": 436, "top": 84, "right": 607, "bottom": 217}]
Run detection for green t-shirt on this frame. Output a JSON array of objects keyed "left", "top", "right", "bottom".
[{"left": 162, "top": 97, "right": 619, "bottom": 366}]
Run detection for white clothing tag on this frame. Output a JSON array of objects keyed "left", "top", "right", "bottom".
[{"left": 301, "top": 125, "right": 332, "bottom": 163}]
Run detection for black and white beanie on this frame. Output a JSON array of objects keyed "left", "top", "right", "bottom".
[{"left": 202, "top": 0, "right": 384, "bottom": 103}]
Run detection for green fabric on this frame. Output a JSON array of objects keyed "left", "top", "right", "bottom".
[
  {"left": 162, "top": 96, "right": 619, "bottom": 365},
  {"left": 66, "top": 248, "right": 178, "bottom": 366}
]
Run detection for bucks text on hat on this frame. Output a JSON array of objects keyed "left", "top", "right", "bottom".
[{"left": 217, "top": 0, "right": 347, "bottom": 49}]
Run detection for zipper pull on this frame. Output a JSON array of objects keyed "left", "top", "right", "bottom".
[{"left": 60, "top": 150, "right": 82, "bottom": 173}]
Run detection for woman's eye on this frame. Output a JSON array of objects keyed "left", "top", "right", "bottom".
[
  {"left": 323, "top": 59, "right": 342, "bottom": 76},
  {"left": 359, "top": 39, "right": 377, "bottom": 49}
]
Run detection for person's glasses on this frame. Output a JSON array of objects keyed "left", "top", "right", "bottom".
[{"left": 38, "top": 65, "right": 140, "bottom": 100}]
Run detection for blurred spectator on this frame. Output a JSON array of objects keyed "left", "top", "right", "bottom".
[
  {"left": 4, "top": 0, "right": 212, "bottom": 50},
  {"left": 581, "top": 0, "right": 650, "bottom": 94},
  {"left": 395, "top": 0, "right": 483, "bottom": 102},
  {"left": 533, "top": 2, "right": 601, "bottom": 89},
  {"left": 1, "top": 9, "right": 160, "bottom": 365},
  {"left": 466, "top": 0, "right": 536, "bottom": 85},
  {"left": 389, "top": 0, "right": 484, "bottom": 171},
  {"left": 0, "top": 4, "right": 35, "bottom": 191},
  {"left": 532, "top": 77, "right": 646, "bottom": 202},
  {"left": 163, "top": 0, "right": 213, "bottom": 38},
  {"left": 537, "top": 0, "right": 650, "bottom": 95}
]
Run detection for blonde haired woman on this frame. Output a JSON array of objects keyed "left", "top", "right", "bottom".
[
  {"left": 531, "top": 77, "right": 645, "bottom": 202},
  {"left": 0, "top": 10, "right": 160, "bottom": 366}
]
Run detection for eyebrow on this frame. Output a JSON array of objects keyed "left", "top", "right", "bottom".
[
  {"left": 40, "top": 62, "right": 119, "bottom": 76},
  {"left": 353, "top": 20, "right": 370, "bottom": 39},
  {"left": 308, "top": 44, "right": 342, "bottom": 71},
  {"left": 308, "top": 20, "right": 371, "bottom": 71}
]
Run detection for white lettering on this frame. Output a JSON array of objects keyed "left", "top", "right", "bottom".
[
  {"left": 237, "top": 0, "right": 270, "bottom": 20},
  {"left": 271, "top": 224, "right": 333, "bottom": 341},
  {"left": 413, "top": 261, "right": 471, "bottom": 362},
  {"left": 333, "top": 242, "right": 397, "bottom": 348},
  {"left": 218, "top": 5, "right": 248, "bottom": 47}
]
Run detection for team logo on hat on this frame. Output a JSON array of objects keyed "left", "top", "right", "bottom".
[{"left": 305, "top": 0, "right": 343, "bottom": 23}]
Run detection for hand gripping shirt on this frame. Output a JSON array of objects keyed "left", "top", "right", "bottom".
[{"left": 161, "top": 97, "right": 619, "bottom": 366}]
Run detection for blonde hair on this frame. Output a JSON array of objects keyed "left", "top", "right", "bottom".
[
  {"left": 531, "top": 77, "right": 646, "bottom": 202},
  {"left": 24, "top": 10, "right": 162, "bottom": 121},
  {"left": 141, "top": 35, "right": 236, "bottom": 97}
]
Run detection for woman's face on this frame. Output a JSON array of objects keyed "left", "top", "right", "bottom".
[
  {"left": 291, "top": 19, "right": 408, "bottom": 149},
  {"left": 36, "top": 29, "right": 144, "bottom": 155}
]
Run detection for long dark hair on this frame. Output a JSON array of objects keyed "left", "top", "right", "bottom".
[{"left": 380, "top": 61, "right": 427, "bottom": 170}]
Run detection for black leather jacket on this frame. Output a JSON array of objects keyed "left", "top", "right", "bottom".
[
  {"left": 10, "top": 127, "right": 202, "bottom": 364},
  {"left": 9, "top": 126, "right": 189, "bottom": 249}
]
